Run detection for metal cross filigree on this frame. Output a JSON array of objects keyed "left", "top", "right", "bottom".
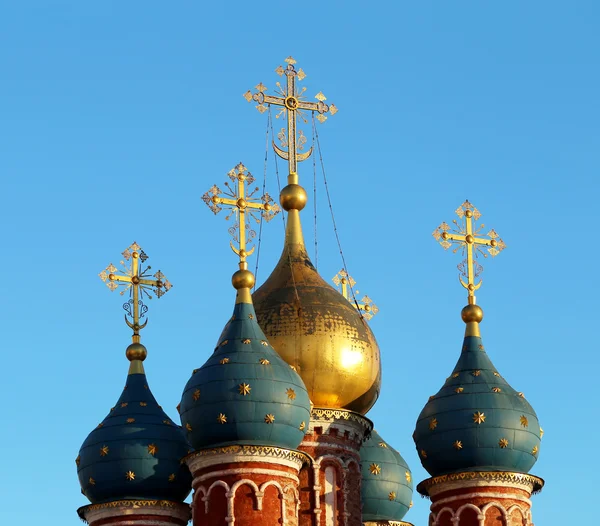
[
  {"left": 432, "top": 200, "right": 506, "bottom": 303},
  {"left": 333, "top": 269, "right": 379, "bottom": 321},
  {"left": 244, "top": 56, "right": 337, "bottom": 176},
  {"left": 99, "top": 242, "right": 172, "bottom": 335},
  {"left": 202, "top": 163, "right": 280, "bottom": 264}
]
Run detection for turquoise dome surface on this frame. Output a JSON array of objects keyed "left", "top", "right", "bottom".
[
  {"left": 413, "top": 332, "right": 542, "bottom": 477},
  {"left": 180, "top": 301, "right": 311, "bottom": 450},
  {"left": 77, "top": 367, "right": 192, "bottom": 504},
  {"left": 360, "top": 430, "right": 413, "bottom": 523}
]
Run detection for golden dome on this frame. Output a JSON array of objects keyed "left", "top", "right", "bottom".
[{"left": 253, "top": 188, "right": 381, "bottom": 414}]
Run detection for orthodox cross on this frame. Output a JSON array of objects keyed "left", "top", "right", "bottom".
[
  {"left": 244, "top": 56, "right": 337, "bottom": 176},
  {"left": 333, "top": 269, "right": 379, "bottom": 321},
  {"left": 202, "top": 162, "right": 280, "bottom": 268},
  {"left": 99, "top": 242, "right": 172, "bottom": 335},
  {"left": 432, "top": 200, "right": 506, "bottom": 304}
]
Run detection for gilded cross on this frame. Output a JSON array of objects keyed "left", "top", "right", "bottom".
[
  {"left": 244, "top": 56, "right": 337, "bottom": 176},
  {"left": 433, "top": 200, "right": 506, "bottom": 303},
  {"left": 333, "top": 269, "right": 379, "bottom": 320},
  {"left": 99, "top": 242, "right": 172, "bottom": 335},
  {"left": 202, "top": 162, "right": 280, "bottom": 266}
]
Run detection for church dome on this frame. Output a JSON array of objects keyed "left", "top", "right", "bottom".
[
  {"left": 77, "top": 345, "right": 192, "bottom": 504},
  {"left": 180, "top": 274, "right": 311, "bottom": 451},
  {"left": 413, "top": 305, "right": 542, "bottom": 477},
  {"left": 360, "top": 430, "right": 413, "bottom": 523},
  {"left": 253, "top": 183, "right": 381, "bottom": 414}
]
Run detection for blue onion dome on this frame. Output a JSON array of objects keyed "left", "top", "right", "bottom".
[
  {"left": 77, "top": 342, "right": 192, "bottom": 504},
  {"left": 360, "top": 429, "right": 413, "bottom": 523},
  {"left": 413, "top": 304, "right": 542, "bottom": 477},
  {"left": 179, "top": 268, "right": 312, "bottom": 450}
]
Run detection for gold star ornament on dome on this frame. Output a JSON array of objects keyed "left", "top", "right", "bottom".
[
  {"left": 99, "top": 445, "right": 109, "bottom": 457},
  {"left": 217, "top": 413, "right": 227, "bottom": 424},
  {"left": 125, "top": 471, "right": 136, "bottom": 481},
  {"left": 264, "top": 414, "right": 276, "bottom": 424},
  {"left": 369, "top": 463, "right": 381, "bottom": 475},
  {"left": 453, "top": 440, "right": 463, "bottom": 451},
  {"left": 244, "top": 56, "right": 337, "bottom": 176},
  {"left": 286, "top": 387, "right": 296, "bottom": 400},
  {"left": 388, "top": 492, "right": 396, "bottom": 501},
  {"left": 499, "top": 438, "right": 509, "bottom": 449},
  {"left": 429, "top": 418, "right": 438, "bottom": 431},
  {"left": 473, "top": 411, "right": 486, "bottom": 424},
  {"left": 238, "top": 383, "right": 252, "bottom": 396},
  {"left": 99, "top": 242, "right": 172, "bottom": 336},
  {"left": 520, "top": 415, "right": 529, "bottom": 428},
  {"left": 147, "top": 444, "right": 158, "bottom": 456},
  {"left": 433, "top": 200, "right": 506, "bottom": 304}
]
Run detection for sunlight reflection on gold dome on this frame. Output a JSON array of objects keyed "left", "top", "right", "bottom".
[{"left": 253, "top": 206, "right": 381, "bottom": 414}]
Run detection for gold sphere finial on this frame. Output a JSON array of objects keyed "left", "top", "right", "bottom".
[
  {"left": 232, "top": 269, "right": 255, "bottom": 290},
  {"left": 280, "top": 184, "right": 307, "bottom": 211},
  {"left": 126, "top": 342, "right": 148, "bottom": 362},
  {"left": 461, "top": 304, "right": 484, "bottom": 324}
]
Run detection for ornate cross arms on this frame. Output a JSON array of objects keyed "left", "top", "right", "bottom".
[
  {"left": 99, "top": 242, "right": 172, "bottom": 334},
  {"left": 202, "top": 163, "right": 280, "bottom": 264},
  {"left": 432, "top": 200, "right": 506, "bottom": 303},
  {"left": 333, "top": 269, "right": 379, "bottom": 321},
  {"left": 243, "top": 56, "right": 338, "bottom": 175}
]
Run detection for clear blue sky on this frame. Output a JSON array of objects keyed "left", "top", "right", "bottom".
[{"left": 1, "top": 2, "right": 597, "bottom": 524}]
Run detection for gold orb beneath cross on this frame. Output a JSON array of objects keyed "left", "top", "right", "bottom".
[
  {"left": 126, "top": 342, "right": 148, "bottom": 362},
  {"left": 232, "top": 269, "right": 255, "bottom": 290},
  {"left": 253, "top": 241, "right": 381, "bottom": 414},
  {"left": 461, "top": 304, "right": 484, "bottom": 323},
  {"left": 280, "top": 184, "right": 307, "bottom": 211}
]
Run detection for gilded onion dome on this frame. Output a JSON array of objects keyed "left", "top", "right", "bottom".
[
  {"left": 77, "top": 343, "right": 192, "bottom": 504},
  {"left": 179, "top": 267, "right": 312, "bottom": 450},
  {"left": 253, "top": 180, "right": 381, "bottom": 414},
  {"left": 413, "top": 304, "right": 542, "bottom": 476},
  {"left": 360, "top": 430, "right": 413, "bottom": 523}
]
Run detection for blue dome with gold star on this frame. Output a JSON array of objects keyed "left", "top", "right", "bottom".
[
  {"left": 413, "top": 305, "right": 542, "bottom": 477},
  {"left": 77, "top": 344, "right": 192, "bottom": 504},
  {"left": 360, "top": 430, "right": 413, "bottom": 523},
  {"left": 179, "top": 290, "right": 311, "bottom": 451}
]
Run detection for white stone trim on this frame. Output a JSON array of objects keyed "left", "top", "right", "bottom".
[
  {"left": 427, "top": 477, "right": 535, "bottom": 498},
  {"left": 432, "top": 491, "right": 532, "bottom": 509},
  {"left": 84, "top": 502, "right": 191, "bottom": 525},
  {"left": 193, "top": 467, "right": 299, "bottom": 489},
  {"left": 430, "top": 499, "right": 531, "bottom": 526},
  {"left": 300, "top": 440, "right": 359, "bottom": 455}
]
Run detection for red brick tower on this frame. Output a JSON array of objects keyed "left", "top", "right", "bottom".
[{"left": 297, "top": 409, "right": 372, "bottom": 526}]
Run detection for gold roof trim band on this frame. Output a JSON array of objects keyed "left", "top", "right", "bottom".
[{"left": 185, "top": 444, "right": 311, "bottom": 465}]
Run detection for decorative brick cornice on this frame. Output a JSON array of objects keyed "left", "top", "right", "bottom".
[
  {"left": 311, "top": 407, "right": 373, "bottom": 432},
  {"left": 417, "top": 471, "right": 544, "bottom": 498},
  {"left": 185, "top": 444, "right": 310, "bottom": 465}
]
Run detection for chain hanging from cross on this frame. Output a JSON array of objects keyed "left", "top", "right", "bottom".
[
  {"left": 333, "top": 269, "right": 379, "bottom": 321},
  {"left": 432, "top": 200, "right": 506, "bottom": 304},
  {"left": 99, "top": 242, "right": 172, "bottom": 336},
  {"left": 244, "top": 56, "right": 337, "bottom": 177},
  {"left": 202, "top": 162, "right": 280, "bottom": 268}
]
